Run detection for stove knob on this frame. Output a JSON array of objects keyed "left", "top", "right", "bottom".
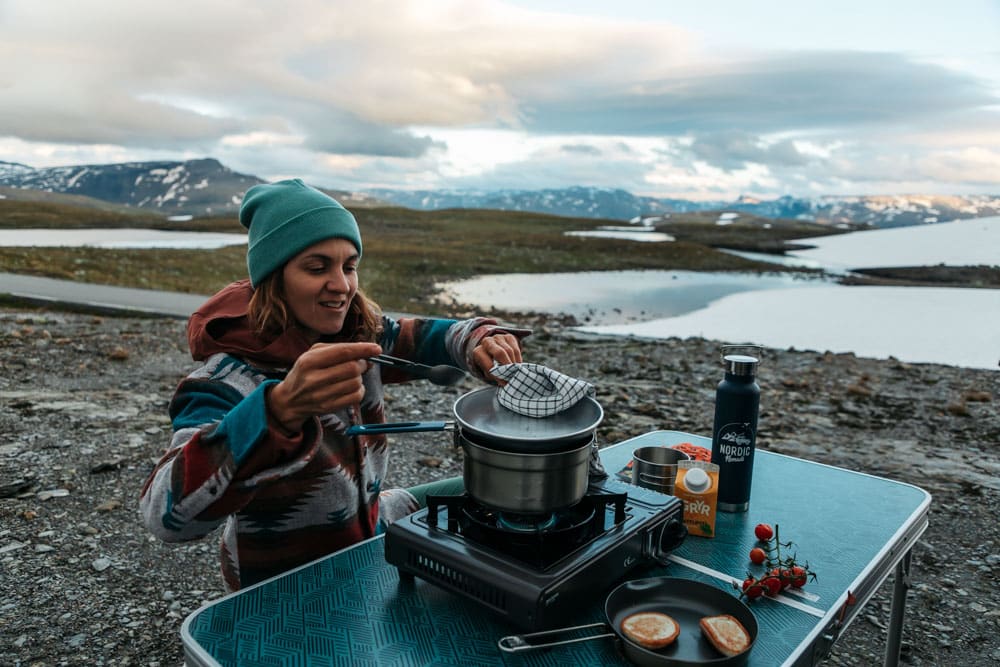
[{"left": 656, "top": 519, "right": 687, "bottom": 556}]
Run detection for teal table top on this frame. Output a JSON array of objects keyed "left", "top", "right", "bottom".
[{"left": 182, "top": 431, "right": 930, "bottom": 667}]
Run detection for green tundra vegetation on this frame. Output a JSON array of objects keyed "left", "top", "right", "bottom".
[{"left": 0, "top": 198, "right": 832, "bottom": 315}]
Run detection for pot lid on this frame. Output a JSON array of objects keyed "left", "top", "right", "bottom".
[{"left": 454, "top": 386, "right": 603, "bottom": 443}]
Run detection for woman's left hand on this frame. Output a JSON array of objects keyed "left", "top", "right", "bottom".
[{"left": 472, "top": 333, "right": 523, "bottom": 382}]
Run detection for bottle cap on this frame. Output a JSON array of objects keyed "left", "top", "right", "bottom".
[
  {"left": 723, "top": 354, "right": 759, "bottom": 376},
  {"left": 682, "top": 467, "right": 711, "bottom": 493}
]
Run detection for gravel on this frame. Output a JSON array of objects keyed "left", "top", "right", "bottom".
[{"left": 1, "top": 308, "right": 997, "bottom": 666}]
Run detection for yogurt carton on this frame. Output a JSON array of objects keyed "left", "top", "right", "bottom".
[{"left": 674, "top": 460, "right": 720, "bottom": 538}]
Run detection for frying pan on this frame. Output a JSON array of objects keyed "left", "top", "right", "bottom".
[
  {"left": 345, "top": 385, "right": 604, "bottom": 454},
  {"left": 499, "top": 577, "right": 757, "bottom": 666}
]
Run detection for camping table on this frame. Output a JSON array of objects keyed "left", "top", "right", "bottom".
[{"left": 181, "top": 430, "right": 930, "bottom": 666}]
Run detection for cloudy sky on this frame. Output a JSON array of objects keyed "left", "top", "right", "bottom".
[{"left": 2, "top": 0, "right": 998, "bottom": 200}]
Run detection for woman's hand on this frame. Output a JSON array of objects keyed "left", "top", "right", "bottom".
[
  {"left": 267, "top": 341, "right": 382, "bottom": 433},
  {"left": 472, "top": 333, "right": 523, "bottom": 382}
]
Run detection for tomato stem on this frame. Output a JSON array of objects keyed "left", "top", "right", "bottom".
[
  {"left": 739, "top": 524, "right": 819, "bottom": 600},
  {"left": 773, "top": 523, "right": 782, "bottom": 564}
]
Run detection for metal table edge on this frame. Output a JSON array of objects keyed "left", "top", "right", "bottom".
[
  {"left": 783, "top": 501, "right": 930, "bottom": 667},
  {"left": 180, "top": 611, "right": 218, "bottom": 667}
]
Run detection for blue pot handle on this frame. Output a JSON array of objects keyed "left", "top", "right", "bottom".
[{"left": 345, "top": 421, "right": 454, "bottom": 436}]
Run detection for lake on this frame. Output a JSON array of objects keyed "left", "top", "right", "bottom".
[
  {"left": 2, "top": 220, "right": 997, "bottom": 369},
  {"left": 438, "top": 216, "right": 1000, "bottom": 370},
  {"left": 0, "top": 228, "right": 247, "bottom": 249},
  {"left": 435, "top": 270, "right": 825, "bottom": 324}
]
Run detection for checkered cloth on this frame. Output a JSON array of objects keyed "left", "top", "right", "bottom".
[{"left": 491, "top": 363, "right": 596, "bottom": 418}]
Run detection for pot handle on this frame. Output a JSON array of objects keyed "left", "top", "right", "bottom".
[
  {"left": 345, "top": 421, "right": 455, "bottom": 436},
  {"left": 498, "top": 622, "right": 615, "bottom": 653}
]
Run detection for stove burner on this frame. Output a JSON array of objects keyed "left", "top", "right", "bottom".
[
  {"left": 496, "top": 511, "right": 558, "bottom": 533},
  {"left": 423, "top": 492, "right": 626, "bottom": 569},
  {"left": 460, "top": 502, "right": 597, "bottom": 564},
  {"left": 463, "top": 503, "right": 595, "bottom": 543}
]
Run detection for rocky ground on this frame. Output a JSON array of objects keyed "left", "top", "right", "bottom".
[{"left": 1, "top": 307, "right": 998, "bottom": 666}]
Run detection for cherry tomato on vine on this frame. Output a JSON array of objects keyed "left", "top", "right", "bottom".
[
  {"left": 761, "top": 575, "right": 783, "bottom": 597},
  {"left": 789, "top": 565, "right": 808, "bottom": 588},
  {"left": 742, "top": 577, "right": 764, "bottom": 600},
  {"left": 770, "top": 567, "right": 793, "bottom": 590},
  {"left": 754, "top": 523, "right": 774, "bottom": 541},
  {"left": 749, "top": 547, "right": 767, "bottom": 565}
]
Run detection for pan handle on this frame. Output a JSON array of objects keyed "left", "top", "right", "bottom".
[
  {"left": 498, "top": 622, "right": 615, "bottom": 653},
  {"left": 345, "top": 421, "right": 455, "bottom": 436}
]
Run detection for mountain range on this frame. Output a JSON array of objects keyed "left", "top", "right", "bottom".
[{"left": 2, "top": 158, "right": 998, "bottom": 228}]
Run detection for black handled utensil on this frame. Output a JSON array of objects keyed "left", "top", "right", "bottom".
[{"left": 369, "top": 354, "right": 468, "bottom": 386}]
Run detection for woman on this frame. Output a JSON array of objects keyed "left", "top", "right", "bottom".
[{"left": 140, "top": 178, "right": 525, "bottom": 590}]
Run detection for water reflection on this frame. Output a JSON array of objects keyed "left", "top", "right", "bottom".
[
  {"left": 580, "top": 285, "right": 1000, "bottom": 370},
  {"left": 564, "top": 227, "right": 675, "bottom": 242},
  {"left": 436, "top": 270, "right": 824, "bottom": 325},
  {"left": 719, "top": 248, "right": 827, "bottom": 271},
  {"left": 0, "top": 228, "right": 247, "bottom": 249}
]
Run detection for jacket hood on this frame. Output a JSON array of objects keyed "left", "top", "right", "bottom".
[{"left": 187, "top": 279, "right": 314, "bottom": 367}]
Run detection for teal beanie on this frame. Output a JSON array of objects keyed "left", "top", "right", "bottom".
[{"left": 239, "top": 178, "right": 363, "bottom": 286}]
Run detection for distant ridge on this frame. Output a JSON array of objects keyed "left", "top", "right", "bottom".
[
  {"left": 367, "top": 187, "right": 1000, "bottom": 228},
  {"left": 0, "top": 158, "right": 261, "bottom": 217},
  {"left": 1, "top": 158, "right": 998, "bottom": 227}
]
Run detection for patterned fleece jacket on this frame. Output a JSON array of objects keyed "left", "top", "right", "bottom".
[{"left": 139, "top": 280, "right": 522, "bottom": 590}]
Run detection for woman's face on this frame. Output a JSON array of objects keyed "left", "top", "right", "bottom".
[{"left": 281, "top": 238, "right": 359, "bottom": 338}]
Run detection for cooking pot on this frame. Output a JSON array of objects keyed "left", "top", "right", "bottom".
[
  {"left": 344, "top": 385, "right": 604, "bottom": 454},
  {"left": 498, "top": 577, "right": 758, "bottom": 666},
  {"left": 345, "top": 386, "right": 604, "bottom": 512},
  {"left": 462, "top": 436, "right": 593, "bottom": 513}
]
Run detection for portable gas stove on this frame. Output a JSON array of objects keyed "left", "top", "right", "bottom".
[{"left": 383, "top": 476, "right": 686, "bottom": 630}]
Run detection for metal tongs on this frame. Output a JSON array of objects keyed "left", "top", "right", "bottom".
[{"left": 368, "top": 354, "right": 468, "bottom": 386}]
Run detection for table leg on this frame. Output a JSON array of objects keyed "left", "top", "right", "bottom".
[{"left": 883, "top": 549, "right": 913, "bottom": 667}]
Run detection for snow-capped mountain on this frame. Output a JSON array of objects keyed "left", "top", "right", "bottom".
[
  {"left": 0, "top": 159, "right": 389, "bottom": 216},
  {"left": 0, "top": 158, "right": 262, "bottom": 216},
  {"left": 369, "top": 187, "right": 1000, "bottom": 228},
  {"left": 720, "top": 194, "right": 1000, "bottom": 228},
  {"left": 365, "top": 186, "right": 709, "bottom": 220},
  {"left": 2, "top": 158, "right": 997, "bottom": 226},
  {"left": 0, "top": 161, "right": 35, "bottom": 180}
]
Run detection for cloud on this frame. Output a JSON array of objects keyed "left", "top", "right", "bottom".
[
  {"left": 0, "top": 1, "right": 998, "bottom": 197},
  {"left": 290, "top": 105, "right": 445, "bottom": 158},
  {"left": 915, "top": 147, "right": 1000, "bottom": 186},
  {"left": 559, "top": 143, "right": 604, "bottom": 156},
  {"left": 0, "top": 92, "right": 246, "bottom": 149},
  {"left": 0, "top": 0, "right": 696, "bottom": 151},
  {"left": 521, "top": 51, "right": 999, "bottom": 136},
  {"left": 450, "top": 149, "right": 654, "bottom": 192},
  {"left": 687, "top": 131, "right": 811, "bottom": 170}
]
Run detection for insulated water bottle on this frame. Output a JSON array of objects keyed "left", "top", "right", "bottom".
[{"left": 710, "top": 345, "right": 762, "bottom": 512}]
